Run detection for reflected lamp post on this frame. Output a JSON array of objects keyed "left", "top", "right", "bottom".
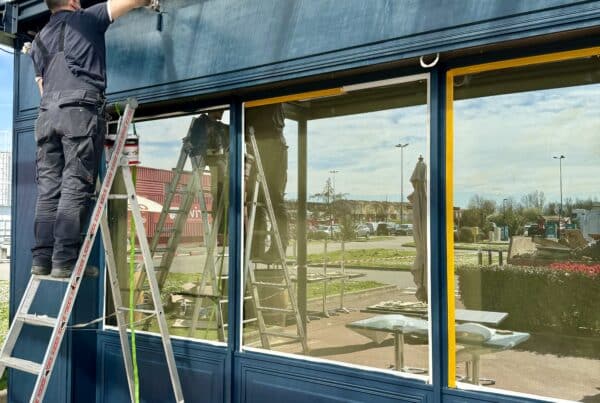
[
  {"left": 553, "top": 155, "right": 565, "bottom": 238},
  {"left": 395, "top": 143, "right": 409, "bottom": 224},
  {"left": 329, "top": 169, "right": 339, "bottom": 230}
]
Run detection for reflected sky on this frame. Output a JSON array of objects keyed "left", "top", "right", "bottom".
[
  {"left": 126, "top": 84, "right": 599, "bottom": 209},
  {"left": 455, "top": 84, "right": 600, "bottom": 207},
  {"left": 0, "top": 46, "right": 13, "bottom": 152}
]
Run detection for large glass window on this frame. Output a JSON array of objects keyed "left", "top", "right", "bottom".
[
  {"left": 105, "top": 107, "right": 230, "bottom": 344},
  {"left": 242, "top": 77, "right": 432, "bottom": 377},
  {"left": 448, "top": 52, "right": 600, "bottom": 400}
]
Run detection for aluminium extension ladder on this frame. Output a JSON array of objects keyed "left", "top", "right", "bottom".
[
  {"left": 242, "top": 129, "right": 309, "bottom": 354},
  {"left": 0, "top": 99, "right": 184, "bottom": 403}
]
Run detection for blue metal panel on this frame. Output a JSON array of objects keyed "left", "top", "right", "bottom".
[
  {"left": 96, "top": 332, "right": 227, "bottom": 403},
  {"left": 9, "top": 127, "right": 69, "bottom": 403},
  {"left": 226, "top": 100, "right": 243, "bottom": 403},
  {"left": 15, "top": 1, "right": 600, "bottom": 116},
  {"left": 443, "top": 387, "right": 545, "bottom": 403},
  {"left": 237, "top": 351, "right": 432, "bottom": 403},
  {"left": 428, "top": 68, "right": 444, "bottom": 403}
]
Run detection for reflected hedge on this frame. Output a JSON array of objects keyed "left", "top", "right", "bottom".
[{"left": 456, "top": 264, "right": 600, "bottom": 336}]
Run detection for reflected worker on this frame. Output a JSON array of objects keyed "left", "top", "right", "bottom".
[
  {"left": 245, "top": 104, "right": 289, "bottom": 262},
  {"left": 28, "top": 0, "right": 152, "bottom": 278},
  {"left": 188, "top": 110, "right": 229, "bottom": 245}
]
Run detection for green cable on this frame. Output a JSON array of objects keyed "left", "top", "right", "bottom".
[
  {"left": 115, "top": 101, "right": 140, "bottom": 402},
  {"left": 129, "top": 147, "right": 140, "bottom": 403}
]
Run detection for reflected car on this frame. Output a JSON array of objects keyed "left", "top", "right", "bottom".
[
  {"left": 317, "top": 225, "right": 342, "bottom": 239},
  {"left": 395, "top": 224, "right": 413, "bottom": 236},
  {"left": 376, "top": 222, "right": 391, "bottom": 235},
  {"left": 354, "top": 224, "right": 370, "bottom": 239},
  {"left": 365, "top": 222, "right": 376, "bottom": 235}
]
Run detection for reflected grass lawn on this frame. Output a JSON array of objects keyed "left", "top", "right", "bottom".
[{"left": 306, "top": 248, "right": 415, "bottom": 270}]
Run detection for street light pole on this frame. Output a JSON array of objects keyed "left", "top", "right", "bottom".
[
  {"left": 329, "top": 170, "right": 339, "bottom": 228},
  {"left": 553, "top": 155, "right": 565, "bottom": 238},
  {"left": 396, "top": 143, "right": 409, "bottom": 224}
]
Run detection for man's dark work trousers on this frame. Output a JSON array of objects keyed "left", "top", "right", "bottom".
[
  {"left": 32, "top": 91, "right": 106, "bottom": 269},
  {"left": 252, "top": 136, "right": 289, "bottom": 256}
]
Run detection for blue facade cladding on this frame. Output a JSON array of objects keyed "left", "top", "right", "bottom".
[{"left": 7, "top": 0, "right": 600, "bottom": 402}]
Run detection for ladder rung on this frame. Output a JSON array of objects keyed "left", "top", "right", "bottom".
[
  {"left": 252, "top": 282, "right": 288, "bottom": 288},
  {"left": 17, "top": 313, "right": 58, "bottom": 328},
  {"left": 256, "top": 307, "right": 294, "bottom": 314},
  {"left": 219, "top": 296, "right": 252, "bottom": 304},
  {"left": 224, "top": 318, "right": 257, "bottom": 328},
  {"left": 167, "top": 209, "right": 183, "bottom": 214},
  {"left": 251, "top": 258, "right": 285, "bottom": 264},
  {"left": 117, "top": 307, "right": 155, "bottom": 315},
  {"left": 262, "top": 331, "right": 302, "bottom": 340},
  {"left": 32, "top": 274, "right": 71, "bottom": 283},
  {"left": 1, "top": 356, "right": 41, "bottom": 375}
]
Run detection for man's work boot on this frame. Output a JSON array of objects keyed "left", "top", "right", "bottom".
[
  {"left": 51, "top": 265, "right": 100, "bottom": 278},
  {"left": 31, "top": 265, "right": 51, "bottom": 276}
]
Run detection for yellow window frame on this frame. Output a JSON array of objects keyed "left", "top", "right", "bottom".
[{"left": 445, "top": 46, "right": 600, "bottom": 388}]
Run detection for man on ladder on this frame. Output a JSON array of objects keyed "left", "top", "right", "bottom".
[
  {"left": 29, "top": 0, "right": 154, "bottom": 278},
  {"left": 3, "top": 1, "right": 187, "bottom": 402},
  {"left": 245, "top": 104, "right": 289, "bottom": 262}
]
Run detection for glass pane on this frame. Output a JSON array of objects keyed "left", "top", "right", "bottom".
[
  {"left": 242, "top": 79, "right": 431, "bottom": 376},
  {"left": 452, "top": 56, "right": 600, "bottom": 400},
  {"left": 105, "top": 108, "right": 230, "bottom": 343}
]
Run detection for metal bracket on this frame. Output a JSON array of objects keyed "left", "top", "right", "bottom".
[{"left": 1, "top": 1, "right": 17, "bottom": 35}]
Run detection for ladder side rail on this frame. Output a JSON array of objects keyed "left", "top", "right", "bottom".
[
  {"left": 150, "top": 119, "right": 197, "bottom": 253},
  {"left": 31, "top": 100, "right": 138, "bottom": 403},
  {"left": 188, "top": 178, "right": 228, "bottom": 338},
  {"left": 244, "top": 175, "right": 271, "bottom": 349},
  {"left": 122, "top": 166, "right": 185, "bottom": 403},
  {"left": 248, "top": 133, "right": 308, "bottom": 353},
  {"left": 209, "top": 182, "right": 228, "bottom": 342},
  {"left": 155, "top": 174, "right": 199, "bottom": 289},
  {"left": 189, "top": 156, "right": 213, "bottom": 256},
  {"left": 100, "top": 212, "right": 136, "bottom": 402},
  {"left": 189, "top": 157, "right": 216, "bottom": 294},
  {"left": 136, "top": 157, "right": 197, "bottom": 296},
  {"left": 150, "top": 145, "right": 190, "bottom": 253},
  {"left": 0, "top": 276, "right": 42, "bottom": 376}
]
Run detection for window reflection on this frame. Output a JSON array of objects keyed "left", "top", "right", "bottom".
[
  {"left": 105, "top": 108, "right": 230, "bottom": 343},
  {"left": 452, "top": 55, "right": 600, "bottom": 401},
  {"left": 242, "top": 80, "right": 431, "bottom": 377}
]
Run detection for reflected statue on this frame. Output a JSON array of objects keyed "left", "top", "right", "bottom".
[{"left": 408, "top": 155, "right": 427, "bottom": 302}]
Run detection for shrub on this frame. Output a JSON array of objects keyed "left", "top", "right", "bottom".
[
  {"left": 456, "top": 264, "right": 600, "bottom": 335},
  {"left": 458, "top": 227, "right": 477, "bottom": 243}
]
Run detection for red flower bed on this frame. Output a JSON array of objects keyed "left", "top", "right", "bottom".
[{"left": 549, "top": 262, "right": 600, "bottom": 276}]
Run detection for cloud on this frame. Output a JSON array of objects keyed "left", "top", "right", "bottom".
[{"left": 122, "top": 83, "right": 600, "bottom": 209}]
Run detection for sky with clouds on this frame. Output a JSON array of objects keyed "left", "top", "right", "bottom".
[
  {"left": 134, "top": 102, "right": 429, "bottom": 205},
  {"left": 454, "top": 85, "right": 600, "bottom": 208},
  {"left": 0, "top": 46, "right": 12, "bottom": 152},
  {"left": 134, "top": 82, "right": 599, "bottom": 209},
  {"left": 7, "top": 49, "right": 595, "bottom": 210}
]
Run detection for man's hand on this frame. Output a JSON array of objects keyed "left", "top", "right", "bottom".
[
  {"left": 35, "top": 77, "right": 44, "bottom": 97},
  {"left": 108, "top": 0, "right": 152, "bottom": 21}
]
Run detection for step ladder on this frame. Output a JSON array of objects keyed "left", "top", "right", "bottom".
[
  {"left": 0, "top": 99, "right": 185, "bottom": 403},
  {"left": 135, "top": 116, "right": 225, "bottom": 293},
  {"left": 242, "top": 129, "right": 309, "bottom": 354},
  {"left": 131, "top": 115, "right": 229, "bottom": 338}
]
